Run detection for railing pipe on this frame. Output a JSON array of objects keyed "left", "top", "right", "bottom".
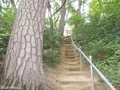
[
  {"left": 89, "top": 56, "right": 94, "bottom": 90},
  {"left": 78, "top": 47, "right": 116, "bottom": 90},
  {"left": 79, "top": 48, "right": 83, "bottom": 71},
  {"left": 70, "top": 37, "right": 116, "bottom": 90}
]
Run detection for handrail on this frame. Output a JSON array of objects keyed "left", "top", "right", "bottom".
[{"left": 70, "top": 36, "right": 116, "bottom": 90}]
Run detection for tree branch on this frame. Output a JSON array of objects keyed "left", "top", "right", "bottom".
[{"left": 52, "top": 0, "right": 66, "bottom": 17}]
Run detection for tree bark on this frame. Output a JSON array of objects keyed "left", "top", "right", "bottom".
[
  {"left": 78, "top": 0, "right": 82, "bottom": 14},
  {"left": 59, "top": 0, "right": 66, "bottom": 36},
  {"left": 1, "top": 0, "right": 53, "bottom": 90}
]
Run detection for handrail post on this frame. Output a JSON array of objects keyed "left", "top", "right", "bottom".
[
  {"left": 89, "top": 56, "right": 94, "bottom": 90},
  {"left": 79, "top": 48, "right": 83, "bottom": 71},
  {"left": 70, "top": 36, "right": 116, "bottom": 90}
]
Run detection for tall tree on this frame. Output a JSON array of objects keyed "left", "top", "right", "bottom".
[
  {"left": 77, "top": 0, "right": 82, "bottom": 14},
  {"left": 1, "top": 0, "right": 53, "bottom": 90},
  {"left": 58, "top": 0, "right": 66, "bottom": 36},
  {"left": 10, "top": 0, "right": 17, "bottom": 9}
]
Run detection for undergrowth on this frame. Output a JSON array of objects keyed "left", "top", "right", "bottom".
[{"left": 43, "top": 27, "right": 61, "bottom": 67}]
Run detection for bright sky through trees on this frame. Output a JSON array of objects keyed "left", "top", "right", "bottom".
[{"left": 65, "top": 0, "right": 92, "bottom": 30}]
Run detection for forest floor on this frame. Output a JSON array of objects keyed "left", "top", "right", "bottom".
[{"left": 45, "top": 37, "right": 109, "bottom": 90}]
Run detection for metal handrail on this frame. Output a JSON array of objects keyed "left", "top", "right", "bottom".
[{"left": 70, "top": 36, "right": 116, "bottom": 90}]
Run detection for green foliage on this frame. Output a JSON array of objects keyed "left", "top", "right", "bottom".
[
  {"left": 43, "top": 48, "right": 60, "bottom": 67},
  {"left": 95, "top": 56, "right": 118, "bottom": 75},
  {"left": 0, "top": 1, "right": 16, "bottom": 69},
  {"left": 43, "top": 22, "right": 61, "bottom": 67},
  {"left": 0, "top": 61, "right": 3, "bottom": 67},
  {"left": 0, "top": 8, "right": 15, "bottom": 56},
  {"left": 109, "top": 73, "right": 120, "bottom": 85},
  {"left": 70, "top": 0, "right": 120, "bottom": 85}
]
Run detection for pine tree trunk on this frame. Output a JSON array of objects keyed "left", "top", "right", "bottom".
[
  {"left": 1, "top": 0, "right": 53, "bottom": 90},
  {"left": 59, "top": 0, "right": 66, "bottom": 36}
]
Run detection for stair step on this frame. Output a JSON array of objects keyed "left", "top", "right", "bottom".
[
  {"left": 58, "top": 86, "right": 90, "bottom": 90},
  {"left": 64, "top": 45, "right": 73, "bottom": 47},
  {"left": 59, "top": 76, "right": 91, "bottom": 84},
  {"left": 65, "top": 45, "right": 73, "bottom": 47},
  {"left": 64, "top": 71, "right": 89, "bottom": 76},
  {"left": 65, "top": 56, "right": 77, "bottom": 59},
  {"left": 66, "top": 61, "right": 80, "bottom": 65},
  {"left": 64, "top": 42, "right": 71, "bottom": 44},
  {"left": 62, "top": 60, "right": 80, "bottom": 65},
  {"left": 65, "top": 51, "right": 74, "bottom": 54},
  {"left": 65, "top": 53, "right": 76, "bottom": 56},
  {"left": 65, "top": 71, "right": 81, "bottom": 76},
  {"left": 65, "top": 52, "right": 76, "bottom": 55},
  {"left": 64, "top": 66, "right": 80, "bottom": 71},
  {"left": 69, "top": 68, "right": 80, "bottom": 71},
  {"left": 65, "top": 53, "right": 77, "bottom": 56},
  {"left": 58, "top": 83, "right": 91, "bottom": 90},
  {"left": 64, "top": 48, "right": 74, "bottom": 50},
  {"left": 64, "top": 58, "right": 79, "bottom": 61},
  {"left": 63, "top": 59, "right": 79, "bottom": 62},
  {"left": 64, "top": 49, "right": 74, "bottom": 52}
]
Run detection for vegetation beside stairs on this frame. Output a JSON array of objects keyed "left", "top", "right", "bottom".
[{"left": 45, "top": 37, "right": 109, "bottom": 90}]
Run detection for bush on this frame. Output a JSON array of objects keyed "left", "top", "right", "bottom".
[
  {"left": 43, "top": 26, "right": 61, "bottom": 67},
  {"left": 0, "top": 8, "right": 15, "bottom": 56}
]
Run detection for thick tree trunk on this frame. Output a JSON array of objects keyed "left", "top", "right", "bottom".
[
  {"left": 59, "top": 0, "right": 66, "bottom": 36},
  {"left": 1, "top": 0, "right": 53, "bottom": 90}
]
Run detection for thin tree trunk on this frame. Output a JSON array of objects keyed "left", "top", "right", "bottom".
[
  {"left": 78, "top": 0, "right": 82, "bottom": 14},
  {"left": 59, "top": 0, "right": 66, "bottom": 36},
  {"left": 10, "top": 0, "right": 17, "bottom": 9},
  {"left": 1, "top": 0, "right": 53, "bottom": 90}
]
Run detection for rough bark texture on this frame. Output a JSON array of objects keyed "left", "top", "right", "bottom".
[
  {"left": 59, "top": 0, "right": 66, "bottom": 36},
  {"left": 1, "top": 0, "right": 53, "bottom": 90}
]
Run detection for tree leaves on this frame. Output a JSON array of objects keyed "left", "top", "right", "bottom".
[{"left": 71, "top": 0, "right": 120, "bottom": 85}]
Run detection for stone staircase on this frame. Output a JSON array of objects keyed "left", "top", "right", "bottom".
[{"left": 57, "top": 37, "right": 96, "bottom": 90}]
